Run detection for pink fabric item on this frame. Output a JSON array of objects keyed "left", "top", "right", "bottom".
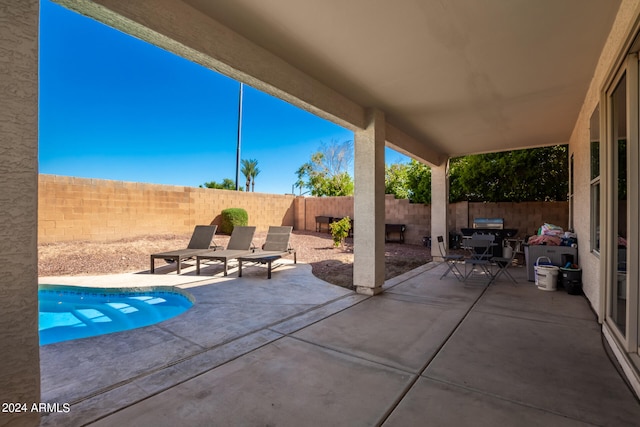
[{"left": 527, "top": 235, "right": 561, "bottom": 246}]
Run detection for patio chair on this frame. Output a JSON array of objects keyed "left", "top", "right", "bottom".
[
  {"left": 195, "top": 226, "right": 257, "bottom": 275},
  {"left": 491, "top": 248, "right": 517, "bottom": 284},
  {"left": 463, "top": 234, "right": 495, "bottom": 284},
  {"left": 437, "top": 235, "right": 464, "bottom": 281},
  {"left": 236, "top": 226, "right": 297, "bottom": 279},
  {"left": 150, "top": 225, "right": 218, "bottom": 274}
]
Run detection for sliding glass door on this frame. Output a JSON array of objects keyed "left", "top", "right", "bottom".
[
  {"left": 606, "top": 54, "right": 639, "bottom": 354},
  {"left": 608, "top": 70, "right": 628, "bottom": 336}
]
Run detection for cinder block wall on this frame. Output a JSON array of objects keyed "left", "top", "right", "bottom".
[
  {"left": 40, "top": 175, "right": 569, "bottom": 246},
  {"left": 294, "top": 196, "right": 354, "bottom": 231},
  {"left": 384, "top": 195, "right": 431, "bottom": 245},
  {"left": 450, "top": 201, "right": 569, "bottom": 238},
  {"left": 295, "top": 195, "right": 432, "bottom": 245},
  {"left": 39, "top": 175, "right": 295, "bottom": 243},
  {"left": 300, "top": 197, "right": 569, "bottom": 245}
]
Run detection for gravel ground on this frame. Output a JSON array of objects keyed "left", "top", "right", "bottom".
[{"left": 38, "top": 230, "right": 433, "bottom": 289}]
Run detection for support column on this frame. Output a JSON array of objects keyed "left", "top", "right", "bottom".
[
  {"left": 354, "top": 109, "right": 386, "bottom": 295},
  {"left": 0, "top": 1, "right": 41, "bottom": 426},
  {"left": 431, "top": 162, "right": 449, "bottom": 260}
]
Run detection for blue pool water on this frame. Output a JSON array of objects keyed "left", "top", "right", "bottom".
[{"left": 39, "top": 285, "right": 194, "bottom": 345}]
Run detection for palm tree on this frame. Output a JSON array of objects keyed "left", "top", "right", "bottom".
[
  {"left": 250, "top": 163, "right": 260, "bottom": 192},
  {"left": 241, "top": 159, "right": 260, "bottom": 192},
  {"left": 240, "top": 159, "right": 255, "bottom": 192}
]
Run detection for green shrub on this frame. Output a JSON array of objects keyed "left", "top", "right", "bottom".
[
  {"left": 220, "top": 208, "right": 248, "bottom": 234},
  {"left": 329, "top": 216, "right": 351, "bottom": 248}
]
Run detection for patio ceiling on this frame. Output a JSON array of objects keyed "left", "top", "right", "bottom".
[{"left": 182, "top": 0, "right": 620, "bottom": 163}]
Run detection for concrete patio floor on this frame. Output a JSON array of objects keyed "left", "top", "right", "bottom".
[{"left": 38, "top": 259, "right": 640, "bottom": 426}]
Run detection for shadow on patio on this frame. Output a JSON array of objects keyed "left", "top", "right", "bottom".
[{"left": 39, "top": 260, "right": 640, "bottom": 426}]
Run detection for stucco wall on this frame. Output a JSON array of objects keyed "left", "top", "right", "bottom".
[
  {"left": 0, "top": 1, "right": 41, "bottom": 425},
  {"left": 39, "top": 175, "right": 295, "bottom": 243},
  {"left": 568, "top": 0, "right": 640, "bottom": 318}
]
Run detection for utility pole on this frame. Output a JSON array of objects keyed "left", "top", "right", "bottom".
[{"left": 235, "top": 82, "right": 244, "bottom": 191}]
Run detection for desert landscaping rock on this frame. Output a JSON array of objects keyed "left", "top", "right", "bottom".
[{"left": 38, "top": 230, "right": 431, "bottom": 288}]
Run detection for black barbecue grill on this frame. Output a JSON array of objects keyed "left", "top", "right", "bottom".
[{"left": 460, "top": 218, "right": 518, "bottom": 257}]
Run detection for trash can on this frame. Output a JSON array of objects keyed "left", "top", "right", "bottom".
[
  {"left": 449, "top": 232, "right": 461, "bottom": 249},
  {"left": 559, "top": 267, "right": 582, "bottom": 295}
]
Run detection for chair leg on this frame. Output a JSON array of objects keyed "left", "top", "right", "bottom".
[
  {"left": 495, "top": 267, "right": 517, "bottom": 284},
  {"left": 491, "top": 261, "right": 517, "bottom": 284},
  {"left": 464, "top": 262, "right": 493, "bottom": 285},
  {"left": 504, "top": 269, "right": 517, "bottom": 283},
  {"left": 440, "top": 261, "right": 463, "bottom": 281},
  {"left": 454, "top": 264, "right": 464, "bottom": 281}
]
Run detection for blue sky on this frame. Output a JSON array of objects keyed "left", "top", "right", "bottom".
[{"left": 38, "top": 0, "right": 408, "bottom": 194}]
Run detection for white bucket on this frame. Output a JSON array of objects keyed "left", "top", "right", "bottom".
[
  {"left": 536, "top": 265, "right": 559, "bottom": 291},
  {"left": 534, "top": 256, "right": 552, "bottom": 285}
]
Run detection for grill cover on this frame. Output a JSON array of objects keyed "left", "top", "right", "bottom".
[{"left": 472, "top": 218, "right": 504, "bottom": 229}]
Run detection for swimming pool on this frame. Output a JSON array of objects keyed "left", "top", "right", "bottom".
[{"left": 39, "top": 285, "right": 194, "bottom": 345}]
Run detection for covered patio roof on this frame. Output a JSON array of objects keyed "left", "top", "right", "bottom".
[
  {"left": 60, "top": 0, "right": 621, "bottom": 165},
  {"left": 182, "top": 0, "right": 619, "bottom": 162}
]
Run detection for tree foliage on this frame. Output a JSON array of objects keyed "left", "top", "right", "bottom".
[
  {"left": 449, "top": 146, "right": 568, "bottom": 202},
  {"left": 384, "top": 145, "right": 568, "bottom": 203},
  {"left": 200, "top": 178, "right": 236, "bottom": 190},
  {"left": 296, "top": 140, "right": 354, "bottom": 196},
  {"left": 385, "top": 160, "right": 431, "bottom": 203},
  {"left": 406, "top": 160, "right": 432, "bottom": 204},
  {"left": 385, "top": 163, "right": 410, "bottom": 199}
]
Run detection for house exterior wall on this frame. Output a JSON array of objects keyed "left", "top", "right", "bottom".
[
  {"left": 38, "top": 175, "right": 295, "bottom": 243},
  {"left": 569, "top": 0, "right": 640, "bottom": 318},
  {"left": 0, "top": 1, "right": 41, "bottom": 425},
  {"left": 564, "top": 0, "right": 640, "bottom": 397}
]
